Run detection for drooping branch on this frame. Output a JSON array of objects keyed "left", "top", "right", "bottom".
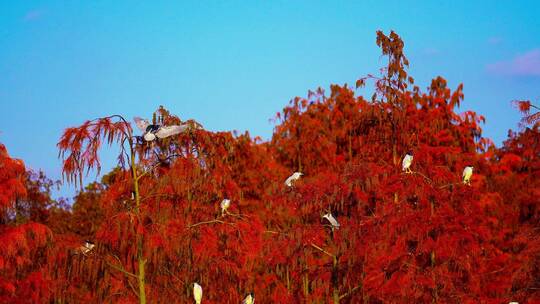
[{"left": 57, "top": 115, "right": 133, "bottom": 188}]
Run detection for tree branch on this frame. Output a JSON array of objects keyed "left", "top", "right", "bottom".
[
  {"left": 188, "top": 219, "right": 234, "bottom": 228},
  {"left": 339, "top": 284, "right": 362, "bottom": 300},
  {"left": 223, "top": 210, "right": 249, "bottom": 219},
  {"left": 105, "top": 260, "right": 138, "bottom": 279},
  {"left": 310, "top": 242, "right": 335, "bottom": 258},
  {"left": 127, "top": 278, "right": 140, "bottom": 299},
  {"left": 410, "top": 170, "right": 433, "bottom": 184},
  {"left": 438, "top": 182, "right": 458, "bottom": 189},
  {"left": 136, "top": 154, "right": 182, "bottom": 181}
]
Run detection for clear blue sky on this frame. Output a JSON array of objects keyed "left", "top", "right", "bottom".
[{"left": 1, "top": 1, "right": 539, "bottom": 199}]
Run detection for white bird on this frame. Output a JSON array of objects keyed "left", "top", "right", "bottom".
[
  {"left": 220, "top": 199, "right": 231, "bottom": 216},
  {"left": 402, "top": 151, "right": 413, "bottom": 173},
  {"left": 134, "top": 117, "right": 191, "bottom": 142},
  {"left": 463, "top": 166, "right": 474, "bottom": 185},
  {"left": 323, "top": 213, "right": 340, "bottom": 230},
  {"left": 193, "top": 282, "right": 203, "bottom": 304},
  {"left": 242, "top": 293, "right": 255, "bottom": 304},
  {"left": 74, "top": 240, "right": 95, "bottom": 256},
  {"left": 284, "top": 172, "right": 303, "bottom": 187}
]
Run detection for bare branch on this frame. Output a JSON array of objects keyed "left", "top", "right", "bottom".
[
  {"left": 188, "top": 219, "right": 234, "bottom": 228},
  {"left": 309, "top": 242, "right": 335, "bottom": 258},
  {"left": 136, "top": 153, "right": 182, "bottom": 181},
  {"left": 105, "top": 259, "right": 138, "bottom": 279},
  {"left": 223, "top": 210, "right": 249, "bottom": 220},
  {"left": 127, "top": 278, "right": 140, "bottom": 299},
  {"left": 410, "top": 170, "right": 433, "bottom": 184},
  {"left": 339, "top": 285, "right": 362, "bottom": 300},
  {"left": 438, "top": 182, "right": 458, "bottom": 189}
]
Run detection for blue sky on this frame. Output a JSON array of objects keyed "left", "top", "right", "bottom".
[{"left": 1, "top": 1, "right": 539, "bottom": 199}]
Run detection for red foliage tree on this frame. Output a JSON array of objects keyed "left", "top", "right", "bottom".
[
  {"left": 0, "top": 143, "right": 52, "bottom": 303},
  {"left": 0, "top": 30, "right": 538, "bottom": 303}
]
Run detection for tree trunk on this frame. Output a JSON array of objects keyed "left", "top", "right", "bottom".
[
  {"left": 332, "top": 256, "right": 339, "bottom": 304},
  {"left": 131, "top": 148, "right": 147, "bottom": 304}
]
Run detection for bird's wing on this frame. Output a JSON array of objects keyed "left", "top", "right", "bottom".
[
  {"left": 155, "top": 124, "right": 189, "bottom": 139},
  {"left": 133, "top": 117, "right": 150, "bottom": 132},
  {"left": 324, "top": 214, "right": 339, "bottom": 227},
  {"left": 402, "top": 155, "right": 412, "bottom": 168},
  {"left": 284, "top": 176, "right": 293, "bottom": 186},
  {"left": 193, "top": 284, "right": 202, "bottom": 301},
  {"left": 330, "top": 216, "right": 340, "bottom": 227}
]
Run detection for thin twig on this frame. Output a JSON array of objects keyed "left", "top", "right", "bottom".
[
  {"left": 438, "top": 182, "right": 458, "bottom": 189},
  {"left": 127, "top": 278, "right": 140, "bottom": 299},
  {"left": 188, "top": 219, "right": 234, "bottom": 228},
  {"left": 105, "top": 260, "right": 138, "bottom": 279},
  {"left": 163, "top": 267, "right": 185, "bottom": 285},
  {"left": 410, "top": 170, "right": 433, "bottom": 184},
  {"left": 309, "top": 242, "right": 335, "bottom": 258},
  {"left": 529, "top": 103, "right": 540, "bottom": 111},
  {"left": 339, "top": 285, "right": 362, "bottom": 300},
  {"left": 223, "top": 210, "right": 249, "bottom": 219},
  {"left": 137, "top": 153, "right": 182, "bottom": 181}
]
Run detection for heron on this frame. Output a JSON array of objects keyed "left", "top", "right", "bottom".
[
  {"left": 73, "top": 240, "right": 95, "bottom": 256},
  {"left": 242, "top": 292, "right": 255, "bottom": 304},
  {"left": 193, "top": 282, "right": 203, "bottom": 304},
  {"left": 323, "top": 213, "right": 340, "bottom": 230},
  {"left": 220, "top": 199, "right": 231, "bottom": 216},
  {"left": 402, "top": 151, "right": 413, "bottom": 174},
  {"left": 285, "top": 172, "right": 303, "bottom": 187},
  {"left": 463, "top": 166, "right": 474, "bottom": 185},
  {"left": 134, "top": 117, "right": 197, "bottom": 142}
]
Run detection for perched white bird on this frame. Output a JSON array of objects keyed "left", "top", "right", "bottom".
[
  {"left": 74, "top": 240, "right": 95, "bottom": 256},
  {"left": 134, "top": 117, "right": 192, "bottom": 142},
  {"left": 463, "top": 166, "right": 474, "bottom": 185},
  {"left": 402, "top": 151, "right": 414, "bottom": 173},
  {"left": 323, "top": 213, "right": 340, "bottom": 230},
  {"left": 508, "top": 302, "right": 519, "bottom": 304},
  {"left": 284, "top": 172, "right": 303, "bottom": 187},
  {"left": 242, "top": 293, "right": 255, "bottom": 304},
  {"left": 193, "top": 282, "right": 203, "bottom": 304},
  {"left": 220, "top": 199, "right": 231, "bottom": 216}
]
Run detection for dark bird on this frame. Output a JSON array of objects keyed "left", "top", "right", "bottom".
[{"left": 134, "top": 117, "right": 199, "bottom": 142}]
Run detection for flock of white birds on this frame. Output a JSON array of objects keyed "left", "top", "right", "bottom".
[
  {"left": 73, "top": 118, "right": 486, "bottom": 303},
  {"left": 192, "top": 282, "right": 254, "bottom": 304},
  {"left": 401, "top": 151, "right": 474, "bottom": 185},
  {"left": 189, "top": 151, "right": 477, "bottom": 303}
]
